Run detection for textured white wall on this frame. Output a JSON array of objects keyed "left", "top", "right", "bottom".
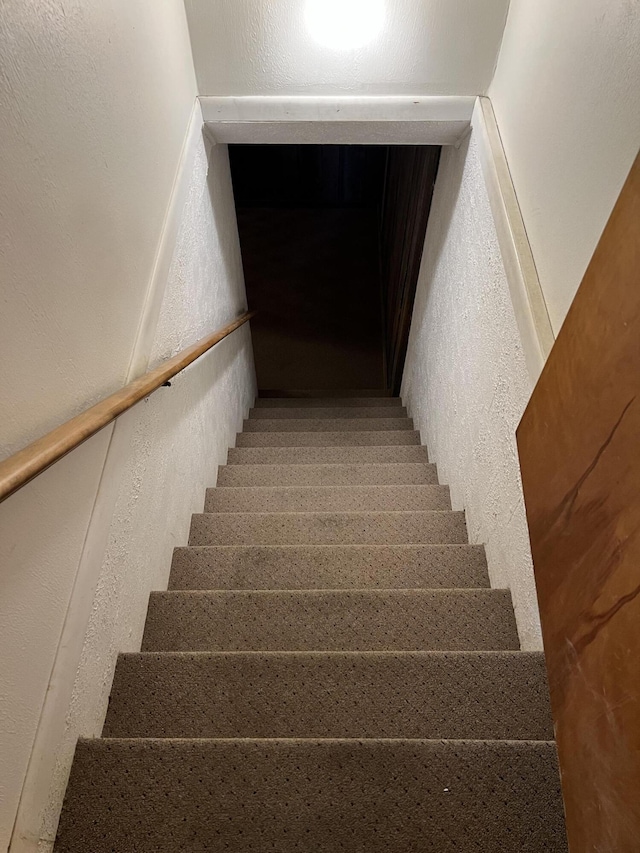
[
  {"left": 184, "top": 0, "right": 509, "bottom": 96},
  {"left": 4, "top": 117, "right": 256, "bottom": 852},
  {"left": 0, "top": 2, "right": 196, "bottom": 846},
  {"left": 489, "top": 0, "right": 640, "bottom": 332},
  {"left": 0, "top": 4, "right": 254, "bottom": 850},
  {"left": 26, "top": 133, "right": 256, "bottom": 851},
  {"left": 0, "top": 0, "right": 197, "bottom": 450},
  {"left": 402, "top": 132, "right": 542, "bottom": 650}
]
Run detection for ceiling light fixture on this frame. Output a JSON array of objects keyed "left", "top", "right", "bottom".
[{"left": 305, "top": 0, "right": 385, "bottom": 50}]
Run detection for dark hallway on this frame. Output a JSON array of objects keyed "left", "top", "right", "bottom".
[
  {"left": 229, "top": 144, "right": 440, "bottom": 393},
  {"left": 230, "top": 145, "right": 386, "bottom": 390}
]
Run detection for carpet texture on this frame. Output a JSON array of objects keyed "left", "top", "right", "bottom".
[
  {"left": 55, "top": 739, "right": 566, "bottom": 853},
  {"left": 248, "top": 405, "right": 409, "bottom": 418},
  {"left": 188, "top": 510, "right": 468, "bottom": 546},
  {"left": 236, "top": 429, "right": 422, "bottom": 446},
  {"left": 204, "top": 484, "right": 451, "bottom": 512},
  {"left": 217, "top": 461, "right": 439, "bottom": 486},
  {"left": 168, "top": 544, "right": 491, "bottom": 590},
  {"left": 228, "top": 445, "right": 428, "bottom": 463},
  {"left": 242, "top": 416, "right": 416, "bottom": 432},
  {"left": 254, "top": 396, "right": 402, "bottom": 407},
  {"left": 54, "top": 393, "right": 568, "bottom": 851},
  {"left": 142, "top": 589, "right": 518, "bottom": 651}
]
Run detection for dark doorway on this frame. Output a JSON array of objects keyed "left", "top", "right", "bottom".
[{"left": 229, "top": 144, "right": 440, "bottom": 393}]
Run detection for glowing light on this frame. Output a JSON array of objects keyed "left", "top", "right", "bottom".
[{"left": 305, "top": 0, "right": 385, "bottom": 50}]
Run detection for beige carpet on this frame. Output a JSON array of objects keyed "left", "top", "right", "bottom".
[{"left": 54, "top": 395, "right": 568, "bottom": 851}]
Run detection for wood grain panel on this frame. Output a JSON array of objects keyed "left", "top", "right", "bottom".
[{"left": 517, "top": 153, "right": 640, "bottom": 852}]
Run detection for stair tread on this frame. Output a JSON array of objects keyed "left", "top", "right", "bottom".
[
  {"left": 218, "top": 462, "right": 438, "bottom": 486},
  {"left": 243, "top": 417, "right": 414, "bottom": 432},
  {"left": 255, "top": 397, "right": 403, "bottom": 407},
  {"left": 259, "top": 387, "right": 393, "bottom": 397},
  {"left": 249, "top": 406, "right": 408, "bottom": 418},
  {"left": 205, "top": 484, "right": 450, "bottom": 512},
  {"left": 142, "top": 588, "right": 518, "bottom": 652},
  {"left": 237, "top": 429, "right": 421, "bottom": 446},
  {"left": 189, "top": 510, "right": 467, "bottom": 546},
  {"left": 228, "top": 446, "right": 428, "bottom": 464},
  {"left": 169, "top": 543, "right": 490, "bottom": 590},
  {"left": 103, "top": 650, "right": 551, "bottom": 740},
  {"left": 55, "top": 739, "right": 567, "bottom": 852}
]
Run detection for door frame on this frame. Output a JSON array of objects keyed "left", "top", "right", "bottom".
[{"left": 201, "top": 94, "right": 553, "bottom": 384}]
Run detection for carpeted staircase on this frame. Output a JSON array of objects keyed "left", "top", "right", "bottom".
[{"left": 55, "top": 393, "right": 568, "bottom": 851}]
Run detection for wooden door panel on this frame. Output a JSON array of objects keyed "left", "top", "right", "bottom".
[{"left": 517, "top": 154, "right": 640, "bottom": 852}]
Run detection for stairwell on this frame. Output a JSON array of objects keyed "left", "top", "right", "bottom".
[{"left": 54, "top": 392, "right": 567, "bottom": 851}]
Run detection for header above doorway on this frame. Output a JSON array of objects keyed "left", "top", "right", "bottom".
[{"left": 200, "top": 95, "right": 474, "bottom": 145}]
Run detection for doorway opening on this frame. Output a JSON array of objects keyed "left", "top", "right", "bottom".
[{"left": 229, "top": 144, "right": 440, "bottom": 393}]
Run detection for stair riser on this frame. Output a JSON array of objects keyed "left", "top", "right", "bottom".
[
  {"left": 204, "top": 485, "right": 451, "bottom": 513},
  {"left": 227, "top": 446, "right": 428, "bottom": 464},
  {"left": 243, "top": 417, "right": 414, "bottom": 432},
  {"left": 217, "top": 463, "right": 438, "bottom": 486},
  {"left": 142, "top": 590, "right": 519, "bottom": 652},
  {"left": 55, "top": 740, "right": 567, "bottom": 853},
  {"left": 168, "top": 544, "right": 490, "bottom": 590},
  {"left": 249, "top": 407, "right": 408, "bottom": 419},
  {"left": 255, "top": 397, "right": 402, "bottom": 407},
  {"left": 189, "top": 511, "right": 467, "bottom": 546},
  {"left": 103, "top": 652, "right": 552, "bottom": 740},
  {"left": 236, "top": 430, "right": 421, "bottom": 446}
]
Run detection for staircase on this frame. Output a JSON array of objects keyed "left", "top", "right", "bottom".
[{"left": 55, "top": 393, "right": 567, "bottom": 851}]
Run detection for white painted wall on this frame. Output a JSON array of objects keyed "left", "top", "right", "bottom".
[
  {"left": 0, "top": 4, "right": 255, "bottom": 850},
  {"left": 401, "top": 0, "right": 640, "bottom": 647},
  {"left": 13, "top": 127, "right": 255, "bottom": 851},
  {"left": 402, "top": 130, "right": 542, "bottom": 650},
  {"left": 489, "top": 0, "right": 640, "bottom": 332},
  {"left": 184, "top": 0, "right": 510, "bottom": 96}
]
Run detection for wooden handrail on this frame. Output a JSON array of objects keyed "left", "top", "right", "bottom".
[{"left": 0, "top": 310, "right": 255, "bottom": 504}]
